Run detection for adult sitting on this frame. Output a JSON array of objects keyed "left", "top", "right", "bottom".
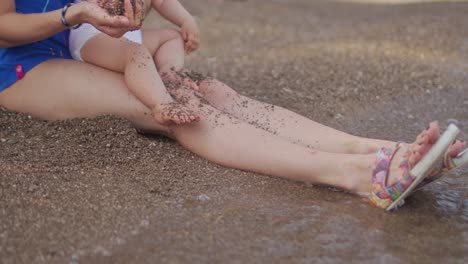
[{"left": 0, "top": 0, "right": 466, "bottom": 210}]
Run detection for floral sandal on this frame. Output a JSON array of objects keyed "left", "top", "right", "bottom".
[
  {"left": 368, "top": 124, "right": 461, "bottom": 211},
  {"left": 389, "top": 142, "right": 468, "bottom": 191}
]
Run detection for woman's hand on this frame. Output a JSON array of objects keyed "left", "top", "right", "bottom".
[
  {"left": 181, "top": 17, "right": 200, "bottom": 54},
  {"left": 78, "top": 0, "right": 146, "bottom": 38},
  {"left": 128, "top": 0, "right": 147, "bottom": 29}
]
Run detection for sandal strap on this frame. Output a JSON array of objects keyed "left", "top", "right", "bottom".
[
  {"left": 415, "top": 151, "right": 455, "bottom": 190},
  {"left": 368, "top": 143, "right": 417, "bottom": 209}
]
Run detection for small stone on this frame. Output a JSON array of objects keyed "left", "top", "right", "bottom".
[
  {"left": 93, "top": 245, "right": 111, "bottom": 257},
  {"left": 282, "top": 87, "right": 293, "bottom": 93},
  {"left": 197, "top": 194, "right": 210, "bottom": 202},
  {"left": 28, "top": 185, "right": 38, "bottom": 192},
  {"left": 0, "top": 138, "right": 5, "bottom": 143},
  {"left": 71, "top": 253, "right": 79, "bottom": 262},
  {"left": 447, "top": 119, "right": 459, "bottom": 126},
  {"left": 106, "top": 143, "right": 111, "bottom": 148},
  {"left": 6, "top": 138, "right": 17, "bottom": 144},
  {"left": 140, "top": 220, "right": 149, "bottom": 227},
  {"left": 115, "top": 237, "right": 125, "bottom": 245},
  {"left": 334, "top": 113, "right": 344, "bottom": 119},
  {"left": 407, "top": 114, "right": 414, "bottom": 119}
]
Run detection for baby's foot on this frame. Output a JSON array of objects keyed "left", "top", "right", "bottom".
[{"left": 153, "top": 102, "right": 200, "bottom": 125}]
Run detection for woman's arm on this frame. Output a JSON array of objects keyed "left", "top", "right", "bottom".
[
  {"left": 0, "top": 0, "right": 139, "bottom": 48},
  {"left": 0, "top": 0, "right": 80, "bottom": 48}
]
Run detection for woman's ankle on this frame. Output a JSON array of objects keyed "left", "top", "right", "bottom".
[
  {"left": 353, "top": 138, "right": 395, "bottom": 154},
  {"left": 346, "top": 154, "right": 374, "bottom": 194}
]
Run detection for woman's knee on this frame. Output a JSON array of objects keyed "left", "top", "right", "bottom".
[{"left": 168, "top": 85, "right": 205, "bottom": 107}]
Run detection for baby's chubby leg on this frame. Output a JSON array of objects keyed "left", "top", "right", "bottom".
[
  {"left": 142, "top": 28, "right": 185, "bottom": 72},
  {"left": 142, "top": 29, "right": 198, "bottom": 90},
  {"left": 80, "top": 33, "right": 199, "bottom": 124}
]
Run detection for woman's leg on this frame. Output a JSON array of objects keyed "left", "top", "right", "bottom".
[
  {"left": 165, "top": 86, "right": 441, "bottom": 194},
  {"left": 0, "top": 59, "right": 436, "bottom": 194},
  {"left": 0, "top": 59, "right": 167, "bottom": 132},
  {"left": 196, "top": 78, "right": 396, "bottom": 154}
]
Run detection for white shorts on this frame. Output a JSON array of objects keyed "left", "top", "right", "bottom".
[{"left": 69, "top": 23, "right": 143, "bottom": 61}]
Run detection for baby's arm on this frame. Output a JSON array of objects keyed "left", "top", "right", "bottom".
[
  {"left": 151, "top": 0, "right": 199, "bottom": 53},
  {"left": 0, "top": 0, "right": 130, "bottom": 48},
  {"left": 151, "top": 0, "right": 191, "bottom": 26}
]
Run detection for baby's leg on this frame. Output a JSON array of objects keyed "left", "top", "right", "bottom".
[
  {"left": 80, "top": 33, "right": 198, "bottom": 124},
  {"left": 142, "top": 29, "right": 197, "bottom": 89},
  {"left": 142, "top": 28, "right": 185, "bottom": 72}
]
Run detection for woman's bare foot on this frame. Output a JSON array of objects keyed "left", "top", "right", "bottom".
[
  {"left": 365, "top": 121, "right": 467, "bottom": 208},
  {"left": 382, "top": 122, "right": 465, "bottom": 188},
  {"left": 397, "top": 123, "right": 464, "bottom": 164},
  {"left": 386, "top": 122, "right": 441, "bottom": 186},
  {"left": 152, "top": 102, "right": 200, "bottom": 125},
  {"left": 448, "top": 140, "right": 466, "bottom": 158}
]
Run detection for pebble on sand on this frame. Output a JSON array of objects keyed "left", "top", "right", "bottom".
[{"left": 197, "top": 194, "right": 211, "bottom": 202}]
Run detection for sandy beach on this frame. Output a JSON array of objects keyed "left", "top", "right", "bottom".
[{"left": 1, "top": 0, "right": 468, "bottom": 263}]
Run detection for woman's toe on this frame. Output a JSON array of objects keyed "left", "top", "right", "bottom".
[
  {"left": 409, "top": 151, "right": 422, "bottom": 165},
  {"left": 447, "top": 140, "right": 466, "bottom": 158},
  {"left": 173, "top": 116, "right": 181, "bottom": 124},
  {"left": 416, "top": 132, "right": 428, "bottom": 145},
  {"left": 426, "top": 121, "right": 440, "bottom": 143}
]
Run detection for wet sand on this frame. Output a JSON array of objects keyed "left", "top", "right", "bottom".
[{"left": 1, "top": 0, "right": 468, "bottom": 263}]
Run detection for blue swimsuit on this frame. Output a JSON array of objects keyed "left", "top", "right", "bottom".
[{"left": 0, "top": 0, "right": 73, "bottom": 91}]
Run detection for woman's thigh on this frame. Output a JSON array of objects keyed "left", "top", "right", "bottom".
[{"left": 0, "top": 59, "right": 170, "bottom": 134}]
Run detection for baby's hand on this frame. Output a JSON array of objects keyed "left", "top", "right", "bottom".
[{"left": 181, "top": 18, "right": 200, "bottom": 54}]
